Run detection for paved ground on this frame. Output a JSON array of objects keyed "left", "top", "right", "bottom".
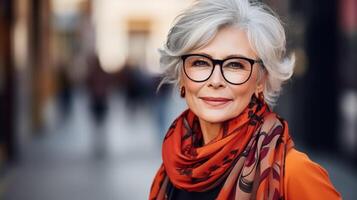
[{"left": 1, "top": 90, "right": 356, "bottom": 200}]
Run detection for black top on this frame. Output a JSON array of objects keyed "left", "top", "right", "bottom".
[{"left": 166, "top": 180, "right": 225, "bottom": 200}]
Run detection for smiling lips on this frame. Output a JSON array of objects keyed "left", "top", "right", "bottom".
[{"left": 199, "top": 97, "right": 233, "bottom": 107}]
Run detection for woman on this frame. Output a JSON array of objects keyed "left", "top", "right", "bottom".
[{"left": 150, "top": 0, "right": 342, "bottom": 199}]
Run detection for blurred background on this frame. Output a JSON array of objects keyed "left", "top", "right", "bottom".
[{"left": 0, "top": 0, "right": 356, "bottom": 199}]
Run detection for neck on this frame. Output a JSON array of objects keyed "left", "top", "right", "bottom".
[{"left": 198, "top": 118, "right": 222, "bottom": 145}]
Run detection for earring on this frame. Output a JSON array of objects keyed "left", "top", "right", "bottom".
[
  {"left": 258, "top": 92, "right": 264, "bottom": 101},
  {"left": 254, "top": 89, "right": 264, "bottom": 101},
  {"left": 180, "top": 86, "right": 186, "bottom": 98},
  {"left": 254, "top": 90, "right": 260, "bottom": 98}
]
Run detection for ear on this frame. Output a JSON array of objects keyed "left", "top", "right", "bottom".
[
  {"left": 255, "top": 84, "right": 264, "bottom": 95},
  {"left": 254, "top": 75, "right": 267, "bottom": 97},
  {"left": 179, "top": 80, "right": 183, "bottom": 90},
  {"left": 179, "top": 74, "right": 185, "bottom": 89}
]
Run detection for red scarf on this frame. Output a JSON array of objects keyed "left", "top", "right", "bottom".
[{"left": 149, "top": 96, "right": 294, "bottom": 200}]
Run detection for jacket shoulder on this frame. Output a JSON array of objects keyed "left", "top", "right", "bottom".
[{"left": 284, "top": 148, "right": 342, "bottom": 200}]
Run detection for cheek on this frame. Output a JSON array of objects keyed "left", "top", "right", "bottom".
[
  {"left": 184, "top": 77, "right": 201, "bottom": 93},
  {"left": 229, "top": 77, "right": 258, "bottom": 114},
  {"left": 181, "top": 76, "right": 209, "bottom": 119},
  {"left": 230, "top": 84, "right": 255, "bottom": 110},
  {"left": 233, "top": 69, "right": 259, "bottom": 99},
  {"left": 183, "top": 77, "right": 203, "bottom": 104},
  {"left": 232, "top": 81, "right": 256, "bottom": 99}
]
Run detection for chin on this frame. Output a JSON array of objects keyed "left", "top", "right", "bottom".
[{"left": 197, "top": 109, "right": 236, "bottom": 124}]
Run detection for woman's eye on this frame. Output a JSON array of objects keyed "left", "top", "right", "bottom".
[
  {"left": 226, "top": 62, "right": 243, "bottom": 68},
  {"left": 192, "top": 60, "right": 209, "bottom": 67}
]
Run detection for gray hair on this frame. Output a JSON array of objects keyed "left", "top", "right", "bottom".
[{"left": 158, "top": 0, "right": 295, "bottom": 108}]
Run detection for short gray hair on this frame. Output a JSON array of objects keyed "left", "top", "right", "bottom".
[{"left": 158, "top": 0, "right": 295, "bottom": 108}]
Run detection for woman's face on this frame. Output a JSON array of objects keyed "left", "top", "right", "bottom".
[{"left": 181, "top": 26, "right": 263, "bottom": 124}]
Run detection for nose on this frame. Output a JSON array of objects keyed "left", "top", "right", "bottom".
[{"left": 208, "top": 64, "right": 226, "bottom": 88}]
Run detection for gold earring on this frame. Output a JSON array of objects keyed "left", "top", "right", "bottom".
[
  {"left": 255, "top": 89, "right": 261, "bottom": 98},
  {"left": 258, "top": 92, "right": 264, "bottom": 101},
  {"left": 255, "top": 88, "right": 264, "bottom": 100}
]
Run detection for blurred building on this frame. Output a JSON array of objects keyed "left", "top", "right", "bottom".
[
  {"left": 266, "top": 0, "right": 357, "bottom": 163},
  {"left": 0, "top": 0, "right": 16, "bottom": 164},
  {"left": 0, "top": 0, "right": 196, "bottom": 165},
  {"left": 1, "top": 0, "right": 53, "bottom": 164},
  {"left": 92, "top": 0, "right": 193, "bottom": 73}
]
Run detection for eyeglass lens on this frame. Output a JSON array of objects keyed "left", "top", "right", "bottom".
[{"left": 183, "top": 55, "right": 252, "bottom": 84}]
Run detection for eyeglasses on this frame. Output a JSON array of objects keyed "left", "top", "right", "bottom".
[{"left": 181, "top": 54, "right": 263, "bottom": 85}]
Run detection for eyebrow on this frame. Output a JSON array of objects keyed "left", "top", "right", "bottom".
[{"left": 196, "top": 52, "right": 253, "bottom": 60}]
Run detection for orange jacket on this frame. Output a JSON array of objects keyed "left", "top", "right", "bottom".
[{"left": 284, "top": 148, "right": 342, "bottom": 200}]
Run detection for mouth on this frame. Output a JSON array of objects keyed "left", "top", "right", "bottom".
[{"left": 199, "top": 97, "right": 233, "bottom": 107}]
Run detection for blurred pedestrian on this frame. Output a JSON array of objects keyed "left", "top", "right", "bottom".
[{"left": 86, "top": 53, "right": 111, "bottom": 125}]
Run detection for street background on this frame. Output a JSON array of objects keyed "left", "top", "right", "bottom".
[{"left": 0, "top": 0, "right": 356, "bottom": 199}]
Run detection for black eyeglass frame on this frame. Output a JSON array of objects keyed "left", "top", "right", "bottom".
[{"left": 181, "top": 54, "right": 263, "bottom": 85}]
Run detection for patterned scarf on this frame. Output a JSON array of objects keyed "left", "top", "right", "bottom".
[{"left": 149, "top": 96, "right": 294, "bottom": 200}]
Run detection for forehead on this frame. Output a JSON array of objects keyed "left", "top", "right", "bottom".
[{"left": 191, "top": 26, "right": 258, "bottom": 59}]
